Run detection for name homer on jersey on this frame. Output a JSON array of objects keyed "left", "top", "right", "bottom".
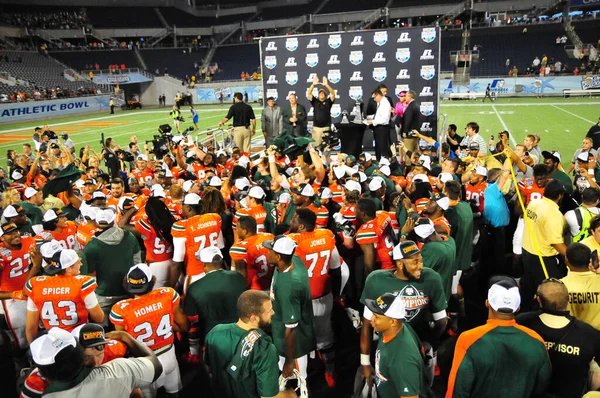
[
  {"left": 310, "top": 238, "right": 327, "bottom": 247},
  {"left": 43, "top": 287, "right": 71, "bottom": 295},
  {"left": 134, "top": 302, "right": 164, "bottom": 318}
]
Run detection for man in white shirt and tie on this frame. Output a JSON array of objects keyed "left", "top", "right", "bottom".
[{"left": 367, "top": 88, "right": 392, "bottom": 159}]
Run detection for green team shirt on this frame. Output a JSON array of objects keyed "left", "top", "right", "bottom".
[
  {"left": 206, "top": 323, "right": 280, "bottom": 398},
  {"left": 364, "top": 163, "right": 378, "bottom": 177},
  {"left": 19, "top": 201, "right": 43, "bottom": 225},
  {"left": 550, "top": 169, "right": 574, "bottom": 194},
  {"left": 270, "top": 256, "right": 316, "bottom": 358},
  {"left": 360, "top": 269, "right": 447, "bottom": 336},
  {"left": 421, "top": 237, "right": 457, "bottom": 300},
  {"left": 446, "top": 201, "right": 473, "bottom": 271},
  {"left": 17, "top": 219, "right": 35, "bottom": 237},
  {"left": 184, "top": 270, "right": 248, "bottom": 341},
  {"left": 375, "top": 324, "right": 433, "bottom": 398}
]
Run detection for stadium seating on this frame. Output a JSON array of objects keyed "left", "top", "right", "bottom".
[
  {"left": 258, "top": 3, "right": 318, "bottom": 20},
  {"left": 140, "top": 48, "right": 206, "bottom": 79},
  {"left": 211, "top": 44, "right": 260, "bottom": 81},
  {"left": 0, "top": 51, "right": 106, "bottom": 97},
  {"left": 49, "top": 50, "right": 139, "bottom": 71},
  {"left": 318, "top": 0, "right": 388, "bottom": 14},
  {"left": 573, "top": 20, "right": 600, "bottom": 44},
  {"left": 86, "top": 7, "right": 163, "bottom": 28},
  {"left": 0, "top": 5, "right": 87, "bottom": 29},
  {"left": 158, "top": 7, "right": 216, "bottom": 27}
]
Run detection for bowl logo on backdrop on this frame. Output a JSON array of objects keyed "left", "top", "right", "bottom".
[
  {"left": 396, "top": 48, "right": 410, "bottom": 63},
  {"left": 286, "top": 72, "right": 298, "bottom": 86},
  {"left": 264, "top": 56, "right": 277, "bottom": 70},
  {"left": 373, "top": 67, "right": 387, "bottom": 82},
  {"left": 327, "top": 70, "right": 341, "bottom": 84},
  {"left": 328, "top": 34, "right": 342, "bottom": 49},
  {"left": 395, "top": 84, "right": 410, "bottom": 98},
  {"left": 349, "top": 51, "right": 363, "bottom": 66},
  {"left": 420, "top": 102, "right": 434, "bottom": 116},
  {"left": 330, "top": 104, "right": 341, "bottom": 118},
  {"left": 266, "top": 89, "right": 279, "bottom": 101},
  {"left": 306, "top": 53, "right": 319, "bottom": 68},
  {"left": 285, "top": 38, "right": 298, "bottom": 52},
  {"left": 420, "top": 65, "right": 436, "bottom": 80},
  {"left": 349, "top": 86, "right": 363, "bottom": 100},
  {"left": 421, "top": 28, "right": 437, "bottom": 43},
  {"left": 373, "top": 31, "right": 388, "bottom": 46}
]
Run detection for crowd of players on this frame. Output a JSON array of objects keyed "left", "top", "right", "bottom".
[{"left": 2, "top": 116, "right": 600, "bottom": 398}]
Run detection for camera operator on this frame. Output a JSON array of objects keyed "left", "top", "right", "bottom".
[
  {"left": 400, "top": 90, "right": 421, "bottom": 152},
  {"left": 170, "top": 105, "right": 183, "bottom": 133},
  {"left": 102, "top": 137, "right": 121, "bottom": 179}
]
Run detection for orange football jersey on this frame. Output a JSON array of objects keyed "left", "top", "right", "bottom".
[
  {"left": 25, "top": 275, "right": 98, "bottom": 332},
  {"left": 328, "top": 183, "right": 344, "bottom": 204},
  {"left": 356, "top": 211, "right": 394, "bottom": 270},
  {"left": 35, "top": 222, "right": 78, "bottom": 250},
  {"left": 0, "top": 236, "right": 35, "bottom": 292},
  {"left": 131, "top": 168, "right": 154, "bottom": 186},
  {"left": 171, "top": 213, "right": 223, "bottom": 276},
  {"left": 307, "top": 203, "right": 329, "bottom": 228},
  {"left": 518, "top": 178, "right": 545, "bottom": 204},
  {"left": 230, "top": 233, "right": 275, "bottom": 290},
  {"left": 109, "top": 287, "right": 180, "bottom": 351},
  {"left": 465, "top": 181, "right": 488, "bottom": 213},
  {"left": 233, "top": 205, "right": 267, "bottom": 232},
  {"left": 289, "top": 229, "right": 337, "bottom": 298},
  {"left": 136, "top": 216, "right": 173, "bottom": 262}
]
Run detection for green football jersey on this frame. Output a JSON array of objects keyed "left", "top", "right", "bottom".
[
  {"left": 270, "top": 256, "right": 316, "bottom": 358},
  {"left": 421, "top": 237, "right": 457, "bottom": 300}
]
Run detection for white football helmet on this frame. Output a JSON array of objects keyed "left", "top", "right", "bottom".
[{"left": 279, "top": 369, "right": 308, "bottom": 398}]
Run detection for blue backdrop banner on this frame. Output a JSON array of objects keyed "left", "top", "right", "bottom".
[{"left": 0, "top": 95, "right": 112, "bottom": 123}]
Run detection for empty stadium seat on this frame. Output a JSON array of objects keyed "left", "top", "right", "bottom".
[
  {"left": 140, "top": 48, "right": 206, "bottom": 79},
  {"left": 50, "top": 50, "right": 139, "bottom": 71},
  {"left": 211, "top": 44, "right": 260, "bottom": 81},
  {"left": 87, "top": 7, "right": 163, "bottom": 28}
]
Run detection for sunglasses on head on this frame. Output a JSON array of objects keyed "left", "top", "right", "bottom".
[{"left": 540, "top": 277, "right": 564, "bottom": 285}]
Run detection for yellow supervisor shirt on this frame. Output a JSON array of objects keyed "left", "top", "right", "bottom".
[
  {"left": 522, "top": 197, "right": 565, "bottom": 257},
  {"left": 561, "top": 270, "right": 600, "bottom": 330}
]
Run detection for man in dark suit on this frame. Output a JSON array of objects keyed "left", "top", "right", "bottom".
[
  {"left": 281, "top": 93, "right": 308, "bottom": 137},
  {"left": 401, "top": 90, "right": 421, "bottom": 152}
]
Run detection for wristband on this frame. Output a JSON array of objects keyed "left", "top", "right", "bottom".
[
  {"left": 360, "top": 354, "right": 371, "bottom": 366},
  {"left": 589, "top": 169, "right": 595, "bottom": 176},
  {"left": 269, "top": 155, "right": 275, "bottom": 163}
]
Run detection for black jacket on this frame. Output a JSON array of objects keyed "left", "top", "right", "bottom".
[{"left": 401, "top": 100, "right": 421, "bottom": 134}]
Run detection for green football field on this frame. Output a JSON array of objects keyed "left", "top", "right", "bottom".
[{"left": 0, "top": 97, "right": 598, "bottom": 163}]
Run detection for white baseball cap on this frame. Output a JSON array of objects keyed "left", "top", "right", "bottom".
[
  {"left": 186, "top": 151, "right": 196, "bottom": 159},
  {"left": 368, "top": 177, "right": 384, "bottom": 192},
  {"left": 24, "top": 187, "right": 39, "bottom": 199},
  {"left": 183, "top": 193, "right": 201, "bottom": 205},
  {"left": 30, "top": 327, "right": 77, "bottom": 366},
  {"left": 150, "top": 184, "right": 166, "bottom": 198},
  {"left": 95, "top": 208, "right": 116, "bottom": 225},
  {"left": 44, "top": 249, "right": 80, "bottom": 275},
  {"left": 117, "top": 196, "right": 135, "bottom": 212},
  {"left": 392, "top": 240, "right": 421, "bottom": 260},
  {"left": 262, "top": 235, "right": 297, "bottom": 255},
  {"left": 81, "top": 206, "right": 99, "bottom": 221},
  {"left": 320, "top": 187, "right": 333, "bottom": 199},
  {"left": 208, "top": 176, "right": 222, "bottom": 187},
  {"left": 216, "top": 150, "right": 227, "bottom": 158},
  {"left": 345, "top": 180, "right": 362, "bottom": 194},
  {"left": 91, "top": 191, "right": 106, "bottom": 200},
  {"left": 488, "top": 278, "right": 521, "bottom": 313},
  {"left": 333, "top": 166, "right": 346, "bottom": 180},
  {"left": 238, "top": 156, "right": 251, "bottom": 168},
  {"left": 431, "top": 192, "right": 450, "bottom": 211},
  {"left": 359, "top": 152, "right": 373, "bottom": 162},
  {"left": 438, "top": 172, "right": 454, "bottom": 184},
  {"left": 418, "top": 155, "right": 432, "bottom": 171},
  {"left": 234, "top": 177, "right": 251, "bottom": 191},
  {"left": 39, "top": 240, "right": 62, "bottom": 259},
  {"left": 42, "top": 208, "right": 64, "bottom": 222},
  {"left": 4, "top": 205, "right": 25, "bottom": 219},
  {"left": 414, "top": 218, "right": 436, "bottom": 239},
  {"left": 278, "top": 192, "right": 292, "bottom": 204},
  {"left": 358, "top": 171, "right": 367, "bottom": 183},
  {"left": 577, "top": 151, "right": 590, "bottom": 162},
  {"left": 11, "top": 169, "right": 23, "bottom": 181},
  {"left": 198, "top": 246, "right": 223, "bottom": 263},
  {"left": 365, "top": 292, "right": 406, "bottom": 320},
  {"left": 474, "top": 166, "right": 488, "bottom": 177},
  {"left": 292, "top": 183, "right": 315, "bottom": 197},
  {"left": 182, "top": 180, "right": 197, "bottom": 193},
  {"left": 137, "top": 154, "right": 148, "bottom": 161},
  {"left": 379, "top": 165, "right": 391, "bottom": 177},
  {"left": 412, "top": 174, "right": 429, "bottom": 183},
  {"left": 171, "top": 135, "right": 184, "bottom": 144},
  {"left": 247, "top": 186, "right": 266, "bottom": 200},
  {"left": 379, "top": 157, "right": 391, "bottom": 166},
  {"left": 74, "top": 179, "right": 86, "bottom": 190}
]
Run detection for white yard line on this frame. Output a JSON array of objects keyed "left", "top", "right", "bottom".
[
  {"left": 491, "top": 104, "right": 517, "bottom": 147},
  {"left": 442, "top": 101, "right": 600, "bottom": 107},
  {"left": 550, "top": 104, "right": 595, "bottom": 124}
]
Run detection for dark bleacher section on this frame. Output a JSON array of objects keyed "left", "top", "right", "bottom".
[
  {"left": 214, "top": 13, "right": 254, "bottom": 25},
  {"left": 212, "top": 44, "right": 260, "bottom": 81},
  {"left": 159, "top": 7, "right": 215, "bottom": 27},
  {"left": 259, "top": 3, "right": 317, "bottom": 20},
  {"left": 573, "top": 20, "right": 599, "bottom": 44},
  {"left": 0, "top": 5, "right": 87, "bottom": 29},
  {"left": 319, "top": 0, "right": 388, "bottom": 14},
  {"left": 141, "top": 48, "right": 206, "bottom": 79},
  {"left": 0, "top": 51, "right": 105, "bottom": 96},
  {"left": 50, "top": 50, "right": 139, "bottom": 71},
  {"left": 440, "top": 29, "right": 463, "bottom": 72},
  {"left": 390, "top": 0, "right": 462, "bottom": 7},
  {"left": 87, "top": 7, "right": 162, "bottom": 28},
  {"left": 468, "top": 24, "right": 568, "bottom": 76}
]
